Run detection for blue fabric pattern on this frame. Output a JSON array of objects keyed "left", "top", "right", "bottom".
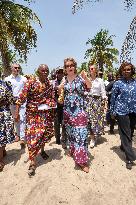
[{"left": 110, "top": 78, "right": 136, "bottom": 115}]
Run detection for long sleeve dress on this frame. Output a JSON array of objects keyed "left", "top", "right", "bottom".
[
  {"left": 16, "top": 76, "right": 56, "bottom": 160},
  {"left": 0, "top": 80, "right": 15, "bottom": 147},
  {"left": 63, "top": 75, "right": 89, "bottom": 165}
]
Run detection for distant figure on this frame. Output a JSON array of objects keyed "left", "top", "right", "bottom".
[
  {"left": 59, "top": 57, "right": 91, "bottom": 173},
  {"left": 105, "top": 72, "right": 116, "bottom": 134},
  {"left": 0, "top": 75, "right": 15, "bottom": 171},
  {"left": 98, "top": 71, "right": 103, "bottom": 79},
  {"left": 110, "top": 62, "right": 136, "bottom": 170},
  {"left": 15, "top": 64, "right": 56, "bottom": 176},
  {"left": 53, "top": 67, "right": 67, "bottom": 148},
  {"left": 5, "top": 63, "right": 27, "bottom": 149}
]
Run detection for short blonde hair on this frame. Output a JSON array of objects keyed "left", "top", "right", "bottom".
[
  {"left": 88, "top": 63, "right": 98, "bottom": 76},
  {"left": 64, "top": 57, "right": 77, "bottom": 74}
]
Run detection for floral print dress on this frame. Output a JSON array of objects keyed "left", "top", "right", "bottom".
[
  {"left": 16, "top": 77, "right": 56, "bottom": 160},
  {"left": 63, "top": 76, "right": 89, "bottom": 165},
  {"left": 0, "top": 80, "right": 15, "bottom": 147}
]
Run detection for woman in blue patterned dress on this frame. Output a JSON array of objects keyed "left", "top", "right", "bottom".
[
  {"left": 59, "top": 57, "right": 91, "bottom": 173},
  {"left": 110, "top": 62, "right": 136, "bottom": 170},
  {"left": 0, "top": 75, "right": 15, "bottom": 171}
]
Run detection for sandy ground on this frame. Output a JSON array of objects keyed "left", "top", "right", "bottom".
[{"left": 0, "top": 126, "right": 136, "bottom": 205}]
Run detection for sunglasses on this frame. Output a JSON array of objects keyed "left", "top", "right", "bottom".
[
  {"left": 123, "top": 68, "right": 131, "bottom": 72},
  {"left": 65, "top": 64, "right": 74, "bottom": 68},
  {"left": 14, "top": 67, "right": 20, "bottom": 69}
]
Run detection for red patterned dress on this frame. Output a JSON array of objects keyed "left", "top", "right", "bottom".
[{"left": 16, "top": 77, "right": 56, "bottom": 160}]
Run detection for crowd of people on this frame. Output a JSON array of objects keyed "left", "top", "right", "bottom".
[{"left": 0, "top": 59, "right": 136, "bottom": 175}]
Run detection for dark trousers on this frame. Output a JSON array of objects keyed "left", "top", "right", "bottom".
[
  {"left": 106, "top": 110, "right": 115, "bottom": 131},
  {"left": 117, "top": 113, "right": 136, "bottom": 161},
  {"left": 54, "top": 107, "right": 66, "bottom": 144}
]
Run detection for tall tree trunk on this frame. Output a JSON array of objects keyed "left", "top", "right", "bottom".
[
  {"left": 98, "top": 59, "right": 104, "bottom": 72},
  {"left": 0, "top": 41, "right": 11, "bottom": 77}
]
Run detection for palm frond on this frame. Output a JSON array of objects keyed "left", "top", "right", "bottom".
[{"left": 120, "top": 16, "right": 136, "bottom": 63}]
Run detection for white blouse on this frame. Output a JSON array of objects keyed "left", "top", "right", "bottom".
[{"left": 90, "top": 77, "right": 107, "bottom": 99}]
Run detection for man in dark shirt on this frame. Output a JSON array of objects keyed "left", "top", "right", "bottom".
[
  {"left": 105, "top": 72, "right": 116, "bottom": 134},
  {"left": 54, "top": 68, "right": 66, "bottom": 147}
]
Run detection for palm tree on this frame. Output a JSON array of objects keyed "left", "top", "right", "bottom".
[
  {"left": 84, "top": 29, "right": 119, "bottom": 72},
  {"left": 0, "top": 0, "right": 41, "bottom": 76},
  {"left": 72, "top": 0, "right": 136, "bottom": 64},
  {"left": 72, "top": 0, "right": 135, "bottom": 13}
]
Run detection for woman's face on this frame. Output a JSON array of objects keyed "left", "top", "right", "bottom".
[
  {"left": 65, "top": 60, "right": 76, "bottom": 76},
  {"left": 122, "top": 65, "right": 132, "bottom": 79},
  {"left": 38, "top": 66, "right": 49, "bottom": 78},
  {"left": 89, "top": 65, "right": 97, "bottom": 76}
]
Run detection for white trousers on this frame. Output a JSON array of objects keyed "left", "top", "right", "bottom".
[{"left": 10, "top": 103, "right": 26, "bottom": 141}]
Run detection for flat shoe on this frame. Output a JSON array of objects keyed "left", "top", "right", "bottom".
[
  {"left": 28, "top": 164, "right": 36, "bottom": 176},
  {"left": 126, "top": 161, "right": 133, "bottom": 170}
]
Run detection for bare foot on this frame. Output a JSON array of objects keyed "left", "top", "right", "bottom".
[
  {"left": 79, "top": 164, "right": 89, "bottom": 173},
  {"left": 67, "top": 151, "right": 72, "bottom": 157}
]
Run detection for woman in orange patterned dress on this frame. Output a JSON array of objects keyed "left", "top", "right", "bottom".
[{"left": 15, "top": 64, "right": 56, "bottom": 176}]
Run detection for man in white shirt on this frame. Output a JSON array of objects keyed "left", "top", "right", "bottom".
[{"left": 5, "top": 63, "right": 27, "bottom": 149}]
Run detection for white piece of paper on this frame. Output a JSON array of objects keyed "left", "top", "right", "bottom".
[{"left": 38, "top": 104, "right": 56, "bottom": 110}]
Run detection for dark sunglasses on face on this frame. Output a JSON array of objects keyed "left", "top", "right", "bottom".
[
  {"left": 14, "top": 67, "right": 20, "bottom": 69},
  {"left": 65, "top": 64, "right": 74, "bottom": 68},
  {"left": 123, "top": 69, "right": 131, "bottom": 72}
]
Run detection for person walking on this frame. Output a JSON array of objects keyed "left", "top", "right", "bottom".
[
  {"left": 53, "top": 68, "right": 67, "bottom": 148},
  {"left": 87, "top": 64, "right": 107, "bottom": 148},
  {"left": 0, "top": 73, "right": 15, "bottom": 171},
  {"left": 5, "top": 63, "right": 27, "bottom": 149},
  {"left": 15, "top": 64, "right": 56, "bottom": 176},
  {"left": 110, "top": 62, "right": 136, "bottom": 170},
  {"left": 59, "top": 57, "right": 91, "bottom": 173},
  {"left": 105, "top": 73, "right": 116, "bottom": 134}
]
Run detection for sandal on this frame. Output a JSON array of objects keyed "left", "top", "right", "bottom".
[
  {"left": 79, "top": 164, "right": 89, "bottom": 173},
  {"left": 40, "top": 151, "right": 49, "bottom": 160},
  {"left": 28, "top": 164, "right": 36, "bottom": 176}
]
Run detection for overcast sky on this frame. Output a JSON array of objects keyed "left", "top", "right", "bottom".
[{"left": 18, "top": 0, "right": 136, "bottom": 74}]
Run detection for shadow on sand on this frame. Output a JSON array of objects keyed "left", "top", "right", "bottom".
[
  {"left": 36, "top": 147, "right": 63, "bottom": 167},
  {"left": 4, "top": 147, "right": 25, "bottom": 166},
  {"left": 110, "top": 145, "right": 136, "bottom": 162}
]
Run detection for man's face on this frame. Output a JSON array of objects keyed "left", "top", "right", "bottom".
[
  {"left": 57, "top": 70, "right": 64, "bottom": 80},
  {"left": 108, "top": 73, "right": 114, "bottom": 81},
  {"left": 122, "top": 65, "right": 132, "bottom": 79},
  {"left": 38, "top": 65, "right": 49, "bottom": 78},
  {"left": 11, "top": 64, "right": 21, "bottom": 76}
]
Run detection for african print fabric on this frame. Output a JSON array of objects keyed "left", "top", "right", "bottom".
[
  {"left": 16, "top": 77, "right": 56, "bottom": 160},
  {"left": 63, "top": 75, "right": 89, "bottom": 165},
  {"left": 0, "top": 80, "right": 15, "bottom": 147},
  {"left": 86, "top": 96, "right": 105, "bottom": 138}
]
